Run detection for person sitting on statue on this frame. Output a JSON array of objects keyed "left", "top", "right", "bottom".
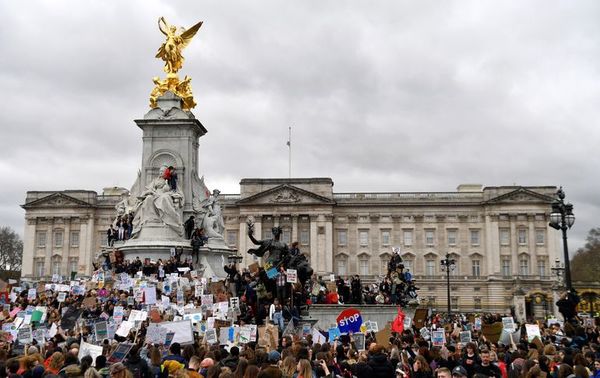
[
  {"left": 247, "top": 226, "right": 289, "bottom": 273},
  {"left": 167, "top": 166, "right": 178, "bottom": 191}
]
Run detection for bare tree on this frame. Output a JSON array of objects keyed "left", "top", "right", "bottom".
[{"left": 0, "top": 226, "right": 23, "bottom": 272}]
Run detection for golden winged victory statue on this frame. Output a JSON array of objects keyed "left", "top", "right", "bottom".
[{"left": 150, "top": 17, "right": 203, "bottom": 110}]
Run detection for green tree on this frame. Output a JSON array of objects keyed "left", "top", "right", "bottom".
[
  {"left": 0, "top": 226, "right": 23, "bottom": 272},
  {"left": 571, "top": 227, "right": 600, "bottom": 282}
]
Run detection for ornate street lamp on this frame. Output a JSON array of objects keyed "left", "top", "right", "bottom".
[
  {"left": 548, "top": 187, "right": 575, "bottom": 292},
  {"left": 440, "top": 253, "right": 456, "bottom": 315}
]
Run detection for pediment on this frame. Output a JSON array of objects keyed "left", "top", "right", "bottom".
[
  {"left": 22, "top": 193, "right": 94, "bottom": 209},
  {"left": 484, "top": 188, "right": 554, "bottom": 205},
  {"left": 237, "top": 184, "right": 335, "bottom": 206}
]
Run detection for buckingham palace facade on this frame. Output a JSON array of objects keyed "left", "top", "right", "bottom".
[{"left": 21, "top": 178, "right": 561, "bottom": 314}]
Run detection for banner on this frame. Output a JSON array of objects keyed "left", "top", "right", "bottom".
[{"left": 78, "top": 341, "right": 103, "bottom": 366}]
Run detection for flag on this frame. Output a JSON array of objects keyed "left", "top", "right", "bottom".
[{"left": 391, "top": 307, "right": 405, "bottom": 333}]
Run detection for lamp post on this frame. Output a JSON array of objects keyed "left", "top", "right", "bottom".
[
  {"left": 440, "top": 253, "right": 456, "bottom": 316},
  {"left": 548, "top": 187, "right": 575, "bottom": 292}
]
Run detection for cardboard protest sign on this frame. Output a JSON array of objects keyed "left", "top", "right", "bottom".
[
  {"left": 375, "top": 324, "right": 392, "bottom": 346},
  {"left": 286, "top": 269, "right": 298, "bottom": 284},
  {"left": 116, "top": 321, "right": 135, "bottom": 338},
  {"left": 145, "top": 324, "right": 168, "bottom": 344},
  {"left": 502, "top": 317, "right": 515, "bottom": 332},
  {"left": 57, "top": 292, "right": 67, "bottom": 302},
  {"left": 499, "top": 328, "right": 520, "bottom": 346},
  {"left": 328, "top": 327, "right": 341, "bottom": 342},
  {"left": 312, "top": 328, "right": 326, "bottom": 344},
  {"left": 525, "top": 324, "right": 541, "bottom": 342},
  {"left": 108, "top": 343, "right": 134, "bottom": 364},
  {"left": 60, "top": 307, "right": 82, "bottom": 330},
  {"left": 160, "top": 320, "right": 194, "bottom": 345},
  {"left": 78, "top": 341, "right": 103, "bottom": 366},
  {"left": 481, "top": 322, "right": 503, "bottom": 343},
  {"left": 352, "top": 332, "right": 366, "bottom": 351},
  {"left": 113, "top": 306, "right": 124, "bottom": 324},
  {"left": 365, "top": 320, "right": 379, "bottom": 333},
  {"left": 82, "top": 297, "right": 97, "bottom": 309},
  {"left": 17, "top": 325, "right": 33, "bottom": 344},
  {"left": 205, "top": 328, "right": 217, "bottom": 345},
  {"left": 459, "top": 331, "right": 472, "bottom": 344},
  {"left": 248, "top": 263, "right": 259, "bottom": 274},
  {"left": 144, "top": 287, "right": 157, "bottom": 305},
  {"left": 413, "top": 308, "right": 428, "bottom": 329},
  {"left": 95, "top": 321, "right": 108, "bottom": 341},
  {"left": 432, "top": 330, "right": 446, "bottom": 346},
  {"left": 27, "top": 289, "right": 37, "bottom": 301},
  {"left": 239, "top": 326, "right": 253, "bottom": 344},
  {"left": 33, "top": 328, "right": 46, "bottom": 344}
]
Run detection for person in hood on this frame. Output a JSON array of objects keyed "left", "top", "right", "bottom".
[{"left": 368, "top": 344, "right": 394, "bottom": 378}]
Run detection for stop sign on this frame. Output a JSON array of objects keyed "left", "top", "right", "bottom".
[{"left": 336, "top": 308, "right": 363, "bottom": 333}]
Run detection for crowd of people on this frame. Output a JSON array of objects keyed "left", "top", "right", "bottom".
[{"left": 1, "top": 278, "right": 599, "bottom": 378}]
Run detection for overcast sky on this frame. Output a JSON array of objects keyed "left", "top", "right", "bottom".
[{"left": 1, "top": 1, "right": 598, "bottom": 253}]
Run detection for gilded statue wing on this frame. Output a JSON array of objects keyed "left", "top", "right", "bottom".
[
  {"left": 179, "top": 21, "right": 203, "bottom": 49},
  {"left": 158, "top": 17, "right": 169, "bottom": 36}
]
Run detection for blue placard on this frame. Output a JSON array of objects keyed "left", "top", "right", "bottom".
[
  {"left": 328, "top": 327, "right": 341, "bottom": 342},
  {"left": 266, "top": 268, "right": 279, "bottom": 279}
]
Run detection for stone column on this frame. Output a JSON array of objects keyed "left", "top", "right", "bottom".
[
  {"left": 510, "top": 215, "right": 518, "bottom": 275},
  {"left": 528, "top": 214, "right": 537, "bottom": 273},
  {"left": 62, "top": 217, "right": 71, "bottom": 274},
  {"left": 44, "top": 218, "right": 54, "bottom": 278},
  {"left": 291, "top": 214, "right": 299, "bottom": 243},
  {"left": 82, "top": 214, "right": 95, "bottom": 276},
  {"left": 22, "top": 218, "right": 37, "bottom": 277},
  {"left": 485, "top": 214, "right": 501, "bottom": 276},
  {"left": 309, "top": 215, "right": 318, "bottom": 270},
  {"left": 325, "top": 214, "right": 334, "bottom": 274}
]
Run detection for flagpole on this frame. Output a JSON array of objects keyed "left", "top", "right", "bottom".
[{"left": 288, "top": 126, "right": 292, "bottom": 179}]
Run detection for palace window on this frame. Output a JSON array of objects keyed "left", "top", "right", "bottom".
[
  {"left": 359, "top": 258, "right": 370, "bottom": 275},
  {"left": 500, "top": 229, "right": 510, "bottom": 246},
  {"left": 537, "top": 259, "right": 547, "bottom": 277},
  {"left": 519, "top": 255, "right": 530, "bottom": 276},
  {"left": 36, "top": 231, "right": 47, "bottom": 248},
  {"left": 282, "top": 228, "right": 291, "bottom": 244},
  {"left": 535, "top": 229, "right": 545, "bottom": 245},
  {"left": 300, "top": 229, "right": 310, "bottom": 245},
  {"left": 425, "top": 230, "right": 435, "bottom": 246},
  {"left": 474, "top": 297, "right": 482, "bottom": 310},
  {"left": 447, "top": 229, "right": 457, "bottom": 246},
  {"left": 403, "top": 230, "right": 413, "bottom": 246},
  {"left": 502, "top": 259, "right": 511, "bottom": 277},
  {"left": 402, "top": 259, "right": 412, "bottom": 273},
  {"left": 359, "top": 230, "right": 369, "bottom": 246},
  {"left": 53, "top": 230, "right": 63, "bottom": 248},
  {"left": 518, "top": 229, "right": 528, "bottom": 245},
  {"left": 381, "top": 230, "right": 391, "bottom": 246},
  {"left": 69, "top": 258, "right": 78, "bottom": 274},
  {"left": 227, "top": 231, "right": 238, "bottom": 246},
  {"left": 35, "top": 260, "right": 45, "bottom": 277},
  {"left": 470, "top": 230, "right": 480, "bottom": 246},
  {"left": 472, "top": 259, "right": 481, "bottom": 277},
  {"left": 337, "top": 230, "right": 347, "bottom": 246},
  {"left": 337, "top": 259, "right": 347, "bottom": 276},
  {"left": 70, "top": 231, "right": 79, "bottom": 247},
  {"left": 51, "top": 257, "right": 62, "bottom": 276},
  {"left": 426, "top": 259, "right": 436, "bottom": 277}
]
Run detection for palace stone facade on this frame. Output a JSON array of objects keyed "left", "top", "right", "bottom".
[{"left": 21, "top": 178, "right": 561, "bottom": 315}]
